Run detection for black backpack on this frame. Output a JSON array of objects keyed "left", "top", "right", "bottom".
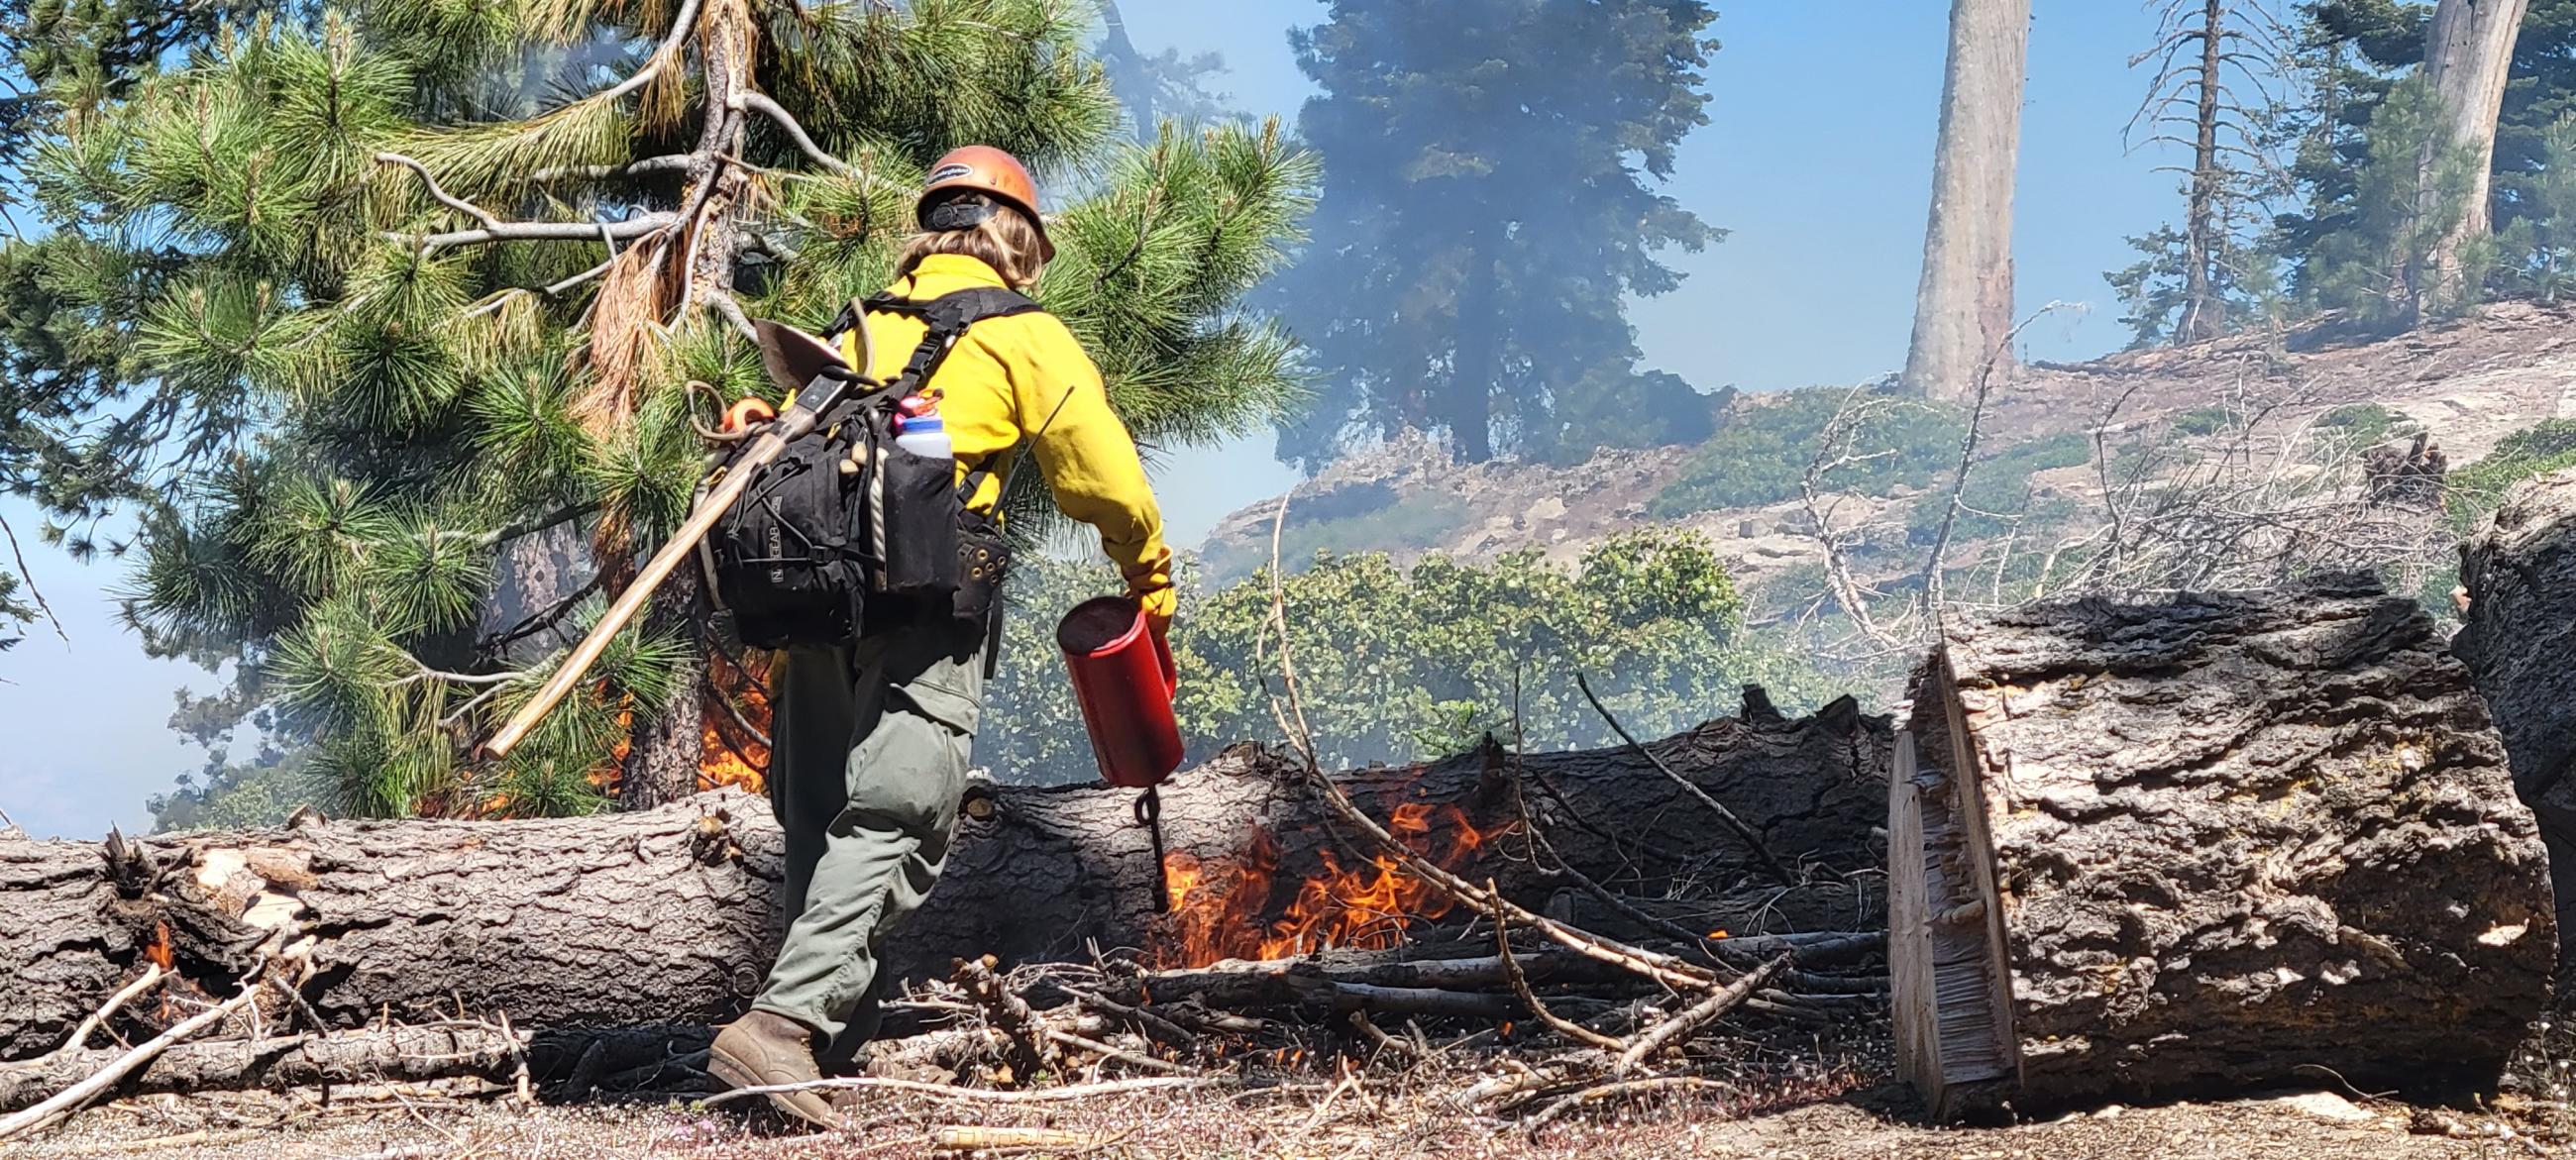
[{"left": 703, "top": 287, "right": 1039, "bottom": 651}]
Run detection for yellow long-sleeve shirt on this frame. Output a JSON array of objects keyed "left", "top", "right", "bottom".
[{"left": 837, "top": 254, "right": 1173, "bottom": 602}]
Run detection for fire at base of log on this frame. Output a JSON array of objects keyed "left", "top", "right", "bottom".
[
  {"left": 1891, "top": 576, "right": 2555, "bottom": 1120},
  {"left": 0, "top": 688, "right": 1894, "bottom": 1131}
]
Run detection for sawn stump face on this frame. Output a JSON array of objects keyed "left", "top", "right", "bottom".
[{"left": 1900, "top": 579, "right": 2555, "bottom": 1113}]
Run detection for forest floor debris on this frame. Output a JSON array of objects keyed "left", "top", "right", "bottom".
[{"left": 3, "top": 1063, "right": 2563, "bottom": 1159}]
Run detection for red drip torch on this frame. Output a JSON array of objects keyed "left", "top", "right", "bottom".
[{"left": 1057, "top": 596, "right": 1186, "bottom": 911}]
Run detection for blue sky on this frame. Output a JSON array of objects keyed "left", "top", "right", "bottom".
[{"left": 1, "top": 0, "right": 2195, "bottom": 838}]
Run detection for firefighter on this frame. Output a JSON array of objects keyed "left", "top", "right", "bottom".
[{"left": 704, "top": 147, "right": 1176, "bottom": 1125}]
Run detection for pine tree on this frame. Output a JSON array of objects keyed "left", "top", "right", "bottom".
[
  {"left": 2111, "top": 0, "right": 2294, "bottom": 346},
  {"left": 1270, "top": 0, "right": 1722, "bottom": 468},
  {"left": 1096, "top": 0, "right": 1234, "bottom": 137},
  {"left": 3, "top": 0, "right": 1315, "bottom": 817}
]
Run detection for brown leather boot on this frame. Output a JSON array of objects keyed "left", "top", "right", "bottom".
[{"left": 706, "top": 1009, "right": 835, "bottom": 1128}]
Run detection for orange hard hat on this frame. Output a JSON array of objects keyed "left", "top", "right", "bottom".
[{"left": 918, "top": 146, "right": 1055, "bottom": 263}]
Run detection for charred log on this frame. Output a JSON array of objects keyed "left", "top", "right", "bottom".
[
  {"left": 0, "top": 698, "right": 1888, "bottom": 1064},
  {"left": 2453, "top": 466, "right": 2576, "bottom": 952},
  {"left": 1893, "top": 577, "right": 2554, "bottom": 1119}
]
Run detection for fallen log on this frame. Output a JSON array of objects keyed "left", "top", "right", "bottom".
[
  {"left": 0, "top": 695, "right": 1888, "bottom": 1063},
  {"left": 1890, "top": 578, "right": 2554, "bottom": 1119},
  {"left": 2453, "top": 467, "right": 2576, "bottom": 952},
  {"left": 0, "top": 1025, "right": 525, "bottom": 1111}
]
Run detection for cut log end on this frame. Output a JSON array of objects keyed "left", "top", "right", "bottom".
[{"left": 1894, "top": 578, "right": 2557, "bottom": 1117}]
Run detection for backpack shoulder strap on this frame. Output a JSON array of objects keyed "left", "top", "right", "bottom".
[{"left": 860, "top": 287, "right": 1043, "bottom": 395}]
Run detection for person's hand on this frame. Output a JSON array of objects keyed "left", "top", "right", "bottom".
[{"left": 1133, "top": 582, "right": 1176, "bottom": 636}]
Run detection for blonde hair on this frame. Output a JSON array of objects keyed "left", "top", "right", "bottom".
[{"left": 896, "top": 194, "right": 1048, "bottom": 289}]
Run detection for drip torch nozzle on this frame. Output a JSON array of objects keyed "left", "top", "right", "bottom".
[{"left": 1135, "top": 787, "right": 1170, "bottom": 914}]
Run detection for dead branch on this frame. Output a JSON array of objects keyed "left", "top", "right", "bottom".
[
  {"left": 389, "top": 213, "right": 676, "bottom": 253},
  {"left": 931, "top": 1125, "right": 1099, "bottom": 1154},
  {"left": 45, "top": 966, "right": 163, "bottom": 1062},
  {"left": 1525, "top": 1075, "right": 1737, "bottom": 1129},
  {"left": 1614, "top": 953, "right": 1789, "bottom": 1077},
  {"left": 0, "top": 951, "right": 287, "bottom": 1140},
  {"left": 1493, "top": 898, "right": 1622, "bottom": 1051},
  {"left": 733, "top": 91, "right": 854, "bottom": 176},
  {"left": 1573, "top": 672, "right": 1791, "bottom": 886},
  {"left": 954, "top": 957, "right": 1046, "bottom": 1085},
  {"left": 1041, "top": 1027, "right": 1191, "bottom": 1076}
]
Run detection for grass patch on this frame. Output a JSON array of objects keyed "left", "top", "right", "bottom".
[
  {"left": 1906, "top": 433, "right": 2093, "bottom": 545},
  {"left": 2172, "top": 405, "right": 2233, "bottom": 437},
  {"left": 2449, "top": 419, "right": 2576, "bottom": 532}
]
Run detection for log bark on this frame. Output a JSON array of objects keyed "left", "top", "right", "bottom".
[
  {"left": 0, "top": 696, "right": 1888, "bottom": 1063},
  {"left": 2453, "top": 467, "right": 2576, "bottom": 952},
  {"left": 1904, "top": 0, "right": 2028, "bottom": 402},
  {"left": 1892, "top": 577, "right": 2554, "bottom": 1119}
]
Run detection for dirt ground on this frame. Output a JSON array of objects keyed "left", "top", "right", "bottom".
[{"left": 10, "top": 1081, "right": 2567, "bottom": 1159}]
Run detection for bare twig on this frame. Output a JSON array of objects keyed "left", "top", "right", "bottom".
[
  {"left": 1525, "top": 1075, "right": 1736, "bottom": 1128},
  {"left": 1493, "top": 891, "right": 1622, "bottom": 1051},
  {"left": 0, "top": 511, "right": 67, "bottom": 644},
  {"left": 373, "top": 154, "right": 502, "bottom": 228},
  {"left": 1613, "top": 953, "right": 1789, "bottom": 1076},
  {"left": 702, "top": 1075, "right": 1212, "bottom": 1107},
  {"left": 733, "top": 92, "right": 854, "bottom": 175},
  {"left": 1924, "top": 301, "right": 2081, "bottom": 615},
  {"left": 1573, "top": 672, "right": 1791, "bottom": 887},
  {"left": 1042, "top": 1028, "right": 1194, "bottom": 1076},
  {"left": 46, "top": 965, "right": 163, "bottom": 1061}
]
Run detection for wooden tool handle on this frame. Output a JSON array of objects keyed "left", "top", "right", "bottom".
[{"left": 482, "top": 428, "right": 793, "bottom": 761}]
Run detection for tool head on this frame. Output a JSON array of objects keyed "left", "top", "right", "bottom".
[{"left": 755, "top": 319, "right": 850, "bottom": 396}]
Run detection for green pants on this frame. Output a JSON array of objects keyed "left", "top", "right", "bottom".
[{"left": 753, "top": 620, "right": 984, "bottom": 1062}]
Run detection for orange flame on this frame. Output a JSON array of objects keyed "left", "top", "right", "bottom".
[
  {"left": 1153, "top": 798, "right": 1507, "bottom": 968},
  {"left": 700, "top": 650, "right": 772, "bottom": 793}
]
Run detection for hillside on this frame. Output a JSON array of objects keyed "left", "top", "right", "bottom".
[{"left": 1197, "top": 299, "right": 2576, "bottom": 612}]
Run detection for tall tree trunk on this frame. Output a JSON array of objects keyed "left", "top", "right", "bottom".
[
  {"left": 2415, "top": 0, "right": 2530, "bottom": 324},
  {"left": 1447, "top": 241, "right": 1499, "bottom": 463},
  {"left": 619, "top": 572, "right": 712, "bottom": 808},
  {"left": 1904, "top": 0, "right": 2028, "bottom": 403},
  {"left": 2178, "top": 0, "right": 2225, "bottom": 344},
  {"left": 619, "top": 0, "right": 754, "bottom": 807},
  {"left": 1098, "top": 0, "right": 1156, "bottom": 139}
]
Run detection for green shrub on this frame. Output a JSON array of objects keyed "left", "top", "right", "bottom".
[
  {"left": 2311, "top": 403, "right": 2417, "bottom": 460},
  {"left": 1649, "top": 386, "right": 1964, "bottom": 518},
  {"left": 984, "top": 529, "right": 1835, "bottom": 784}
]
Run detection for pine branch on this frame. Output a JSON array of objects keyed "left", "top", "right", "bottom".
[
  {"left": 374, "top": 153, "right": 501, "bottom": 229},
  {"left": 0, "top": 511, "right": 66, "bottom": 645},
  {"left": 733, "top": 91, "right": 853, "bottom": 175},
  {"left": 592, "top": 0, "right": 707, "bottom": 107},
  {"left": 526, "top": 155, "right": 700, "bottom": 183},
  {"left": 388, "top": 213, "right": 676, "bottom": 252}
]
